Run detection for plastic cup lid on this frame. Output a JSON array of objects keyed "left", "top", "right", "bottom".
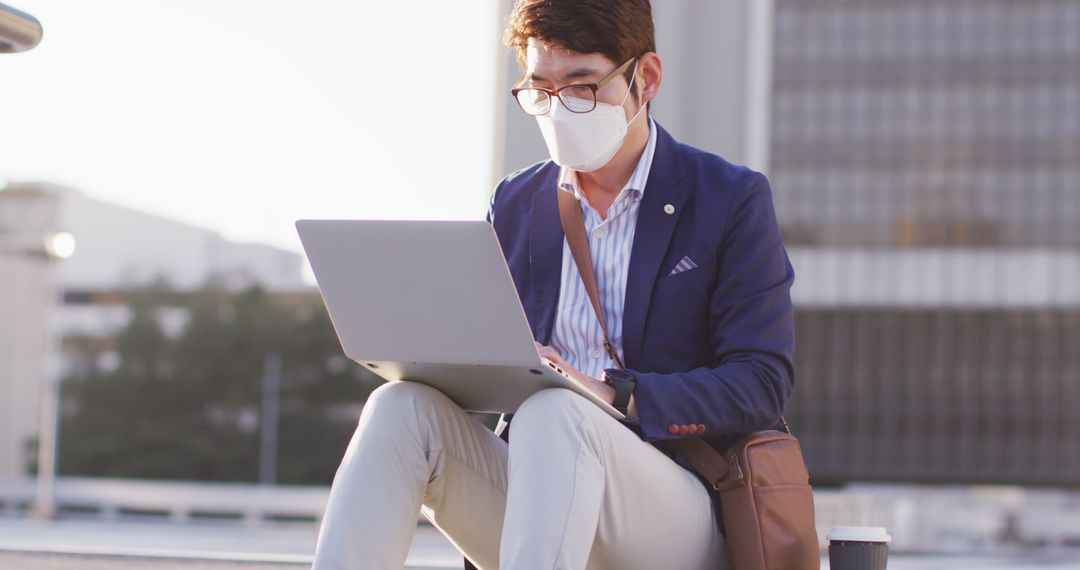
[{"left": 827, "top": 526, "right": 892, "bottom": 543}]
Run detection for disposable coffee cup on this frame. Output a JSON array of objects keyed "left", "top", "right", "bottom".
[{"left": 827, "top": 526, "right": 890, "bottom": 570}]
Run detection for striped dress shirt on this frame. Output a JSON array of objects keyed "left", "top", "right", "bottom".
[{"left": 550, "top": 117, "right": 658, "bottom": 380}]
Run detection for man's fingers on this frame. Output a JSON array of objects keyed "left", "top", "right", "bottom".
[{"left": 536, "top": 344, "right": 562, "bottom": 362}]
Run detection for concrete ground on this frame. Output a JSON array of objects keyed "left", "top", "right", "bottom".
[
  {"left": 5, "top": 551, "right": 1080, "bottom": 570},
  {"left": 0, "top": 552, "right": 307, "bottom": 569}
]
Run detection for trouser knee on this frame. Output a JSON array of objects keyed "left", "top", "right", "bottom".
[
  {"left": 511, "top": 388, "right": 593, "bottom": 440},
  {"left": 364, "top": 381, "right": 442, "bottom": 413},
  {"left": 356, "top": 381, "right": 449, "bottom": 439}
]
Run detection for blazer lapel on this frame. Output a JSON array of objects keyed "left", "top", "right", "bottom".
[
  {"left": 528, "top": 182, "right": 564, "bottom": 345},
  {"left": 622, "top": 125, "right": 688, "bottom": 369}
]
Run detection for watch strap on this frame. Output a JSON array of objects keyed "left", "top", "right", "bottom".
[{"left": 608, "top": 373, "right": 634, "bottom": 414}]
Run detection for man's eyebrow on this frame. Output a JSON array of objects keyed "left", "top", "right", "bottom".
[
  {"left": 528, "top": 67, "right": 601, "bottom": 83},
  {"left": 564, "top": 67, "right": 600, "bottom": 80}
]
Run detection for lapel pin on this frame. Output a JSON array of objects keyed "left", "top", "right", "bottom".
[{"left": 664, "top": 204, "right": 675, "bottom": 215}]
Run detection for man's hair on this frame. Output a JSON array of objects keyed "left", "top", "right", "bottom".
[{"left": 504, "top": 0, "right": 655, "bottom": 69}]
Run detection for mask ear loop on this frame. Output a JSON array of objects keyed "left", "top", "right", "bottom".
[
  {"left": 620, "top": 61, "right": 647, "bottom": 126},
  {"left": 618, "top": 60, "right": 640, "bottom": 106}
]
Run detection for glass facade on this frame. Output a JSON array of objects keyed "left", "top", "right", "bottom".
[
  {"left": 771, "top": 0, "right": 1080, "bottom": 484},
  {"left": 771, "top": 0, "right": 1080, "bottom": 248}
]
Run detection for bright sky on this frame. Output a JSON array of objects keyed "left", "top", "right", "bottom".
[{"left": 1, "top": 1, "right": 502, "bottom": 260}]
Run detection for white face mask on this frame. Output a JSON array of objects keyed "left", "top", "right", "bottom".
[{"left": 535, "top": 64, "right": 646, "bottom": 172}]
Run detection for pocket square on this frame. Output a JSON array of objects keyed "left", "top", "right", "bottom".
[{"left": 668, "top": 255, "right": 699, "bottom": 276}]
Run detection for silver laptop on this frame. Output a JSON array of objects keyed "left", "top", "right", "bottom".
[{"left": 295, "top": 219, "right": 624, "bottom": 419}]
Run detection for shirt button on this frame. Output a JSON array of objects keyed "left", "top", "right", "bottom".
[
  {"left": 590, "top": 348, "right": 603, "bottom": 359},
  {"left": 595, "top": 228, "right": 608, "bottom": 239}
]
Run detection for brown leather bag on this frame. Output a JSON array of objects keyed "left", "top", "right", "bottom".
[
  {"left": 674, "top": 431, "right": 820, "bottom": 570},
  {"left": 557, "top": 188, "right": 820, "bottom": 570}
]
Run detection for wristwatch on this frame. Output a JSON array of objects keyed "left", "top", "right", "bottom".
[{"left": 601, "top": 368, "right": 636, "bottom": 415}]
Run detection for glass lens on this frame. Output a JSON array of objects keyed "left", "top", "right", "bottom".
[
  {"left": 558, "top": 85, "right": 596, "bottom": 113},
  {"left": 515, "top": 89, "right": 550, "bottom": 115}
]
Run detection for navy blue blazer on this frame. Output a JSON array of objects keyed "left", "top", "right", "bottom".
[{"left": 487, "top": 122, "right": 795, "bottom": 465}]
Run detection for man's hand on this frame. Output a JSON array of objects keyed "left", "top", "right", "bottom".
[{"left": 535, "top": 342, "right": 615, "bottom": 405}]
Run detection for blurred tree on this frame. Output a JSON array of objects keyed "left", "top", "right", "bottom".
[{"left": 57, "top": 279, "right": 379, "bottom": 484}]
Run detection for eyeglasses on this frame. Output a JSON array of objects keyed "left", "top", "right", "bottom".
[{"left": 511, "top": 57, "right": 637, "bottom": 116}]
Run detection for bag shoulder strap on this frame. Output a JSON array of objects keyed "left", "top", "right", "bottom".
[
  {"left": 556, "top": 189, "right": 624, "bottom": 369},
  {"left": 556, "top": 186, "right": 730, "bottom": 488}
]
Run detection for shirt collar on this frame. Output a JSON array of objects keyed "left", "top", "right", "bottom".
[{"left": 557, "top": 116, "right": 658, "bottom": 205}]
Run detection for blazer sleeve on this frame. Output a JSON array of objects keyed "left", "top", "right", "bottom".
[
  {"left": 629, "top": 172, "right": 797, "bottom": 441},
  {"left": 485, "top": 180, "right": 501, "bottom": 225}
]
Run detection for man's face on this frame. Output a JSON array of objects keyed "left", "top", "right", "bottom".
[{"left": 523, "top": 38, "right": 639, "bottom": 116}]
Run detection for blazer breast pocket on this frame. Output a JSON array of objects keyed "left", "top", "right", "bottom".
[{"left": 654, "top": 262, "right": 714, "bottom": 296}]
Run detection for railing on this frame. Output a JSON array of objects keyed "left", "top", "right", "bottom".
[{"left": 0, "top": 477, "right": 329, "bottom": 526}]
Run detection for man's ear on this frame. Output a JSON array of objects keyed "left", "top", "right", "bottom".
[{"left": 637, "top": 52, "right": 663, "bottom": 106}]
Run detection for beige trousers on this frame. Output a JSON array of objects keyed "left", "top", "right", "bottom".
[{"left": 311, "top": 381, "right": 729, "bottom": 570}]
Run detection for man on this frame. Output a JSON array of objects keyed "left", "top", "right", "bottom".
[{"left": 312, "top": 1, "right": 795, "bottom": 568}]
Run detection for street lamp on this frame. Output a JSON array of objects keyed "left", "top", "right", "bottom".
[
  {"left": 1, "top": 0, "right": 53, "bottom": 515},
  {"left": 44, "top": 232, "right": 76, "bottom": 260},
  {"left": 0, "top": 2, "right": 43, "bottom": 53}
]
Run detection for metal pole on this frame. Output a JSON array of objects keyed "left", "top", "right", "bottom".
[
  {"left": 258, "top": 352, "right": 282, "bottom": 486},
  {"left": 31, "top": 259, "right": 62, "bottom": 519},
  {"left": 743, "top": 0, "right": 776, "bottom": 174}
]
